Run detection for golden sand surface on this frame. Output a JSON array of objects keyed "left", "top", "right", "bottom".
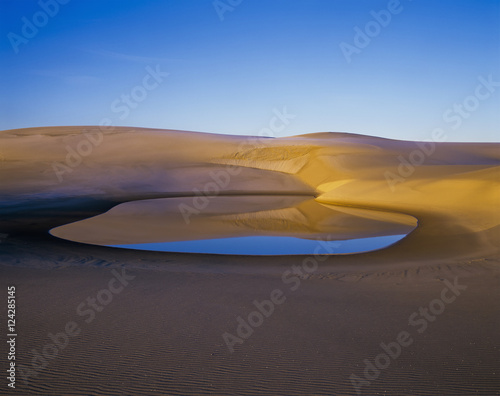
[
  {"left": 1, "top": 127, "right": 499, "bottom": 395},
  {"left": 1, "top": 126, "right": 498, "bottom": 262}
]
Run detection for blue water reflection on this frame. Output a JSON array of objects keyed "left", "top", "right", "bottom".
[{"left": 110, "top": 234, "right": 407, "bottom": 255}]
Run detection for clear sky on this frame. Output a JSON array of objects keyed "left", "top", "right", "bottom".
[{"left": 1, "top": 0, "right": 499, "bottom": 141}]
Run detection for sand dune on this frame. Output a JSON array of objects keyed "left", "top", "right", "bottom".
[
  {"left": 1, "top": 126, "right": 499, "bottom": 395},
  {"left": 1, "top": 126, "right": 498, "bottom": 262}
]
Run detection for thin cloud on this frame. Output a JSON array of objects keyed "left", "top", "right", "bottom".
[
  {"left": 30, "top": 70, "right": 101, "bottom": 85},
  {"left": 86, "top": 49, "right": 182, "bottom": 63}
]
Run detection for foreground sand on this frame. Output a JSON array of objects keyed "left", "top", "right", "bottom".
[{"left": 1, "top": 127, "right": 499, "bottom": 395}]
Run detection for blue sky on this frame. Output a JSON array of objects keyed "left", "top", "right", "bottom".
[{"left": 1, "top": 0, "right": 499, "bottom": 141}]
